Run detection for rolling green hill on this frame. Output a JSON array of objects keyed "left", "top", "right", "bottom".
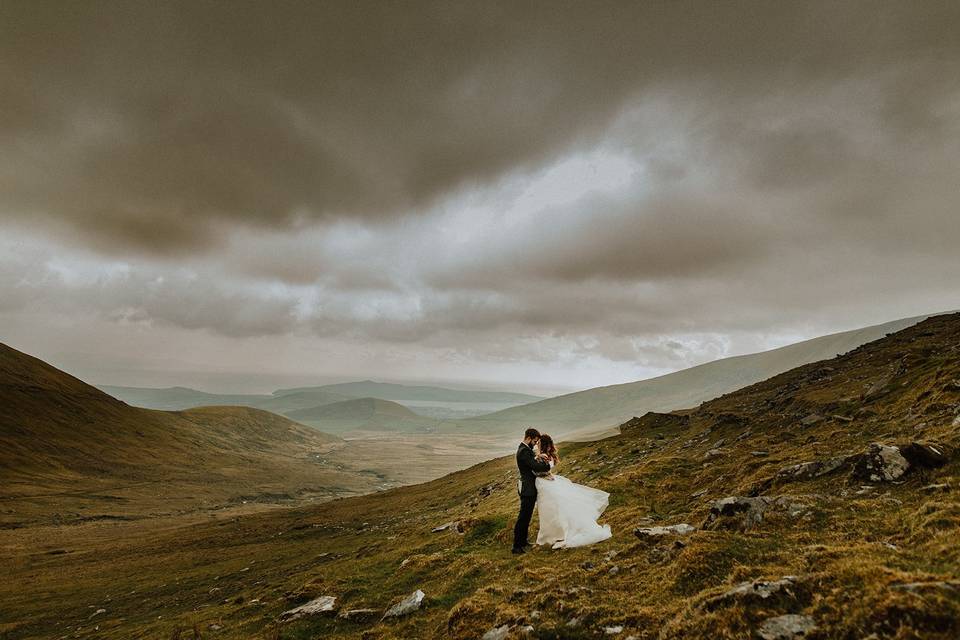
[
  {"left": 274, "top": 380, "right": 543, "bottom": 405},
  {"left": 460, "top": 313, "right": 939, "bottom": 437},
  {"left": 96, "top": 384, "right": 272, "bottom": 411}
]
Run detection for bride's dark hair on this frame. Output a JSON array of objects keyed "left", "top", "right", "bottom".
[{"left": 538, "top": 434, "right": 558, "bottom": 463}]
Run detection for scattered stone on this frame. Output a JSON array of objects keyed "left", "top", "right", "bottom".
[
  {"left": 704, "top": 576, "right": 799, "bottom": 611},
  {"left": 605, "top": 625, "right": 625, "bottom": 634},
  {"left": 634, "top": 523, "right": 696, "bottom": 539},
  {"left": 735, "top": 430, "right": 754, "bottom": 442},
  {"left": 280, "top": 596, "right": 337, "bottom": 621},
  {"left": 831, "top": 414, "right": 854, "bottom": 422},
  {"left": 608, "top": 565, "right": 620, "bottom": 575},
  {"left": 800, "top": 414, "right": 824, "bottom": 426},
  {"left": 383, "top": 590, "right": 425, "bottom": 618},
  {"left": 757, "top": 614, "right": 816, "bottom": 640},
  {"left": 566, "top": 617, "right": 581, "bottom": 627},
  {"left": 207, "top": 623, "right": 222, "bottom": 631},
  {"left": 751, "top": 450, "right": 769, "bottom": 457},
  {"left": 337, "top": 608, "right": 379, "bottom": 621},
  {"left": 852, "top": 444, "right": 910, "bottom": 482},
  {"left": 529, "top": 610, "right": 541, "bottom": 620},
  {"left": 691, "top": 488, "right": 709, "bottom": 498},
  {"left": 431, "top": 521, "right": 464, "bottom": 533},
  {"left": 88, "top": 609, "right": 106, "bottom": 619},
  {"left": 777, "top": 457, "right": 849, "bottom": 481},
  {"left": 921, "top": 483, "right": 950, "bottom": 493},
  {"left": 605, "top": 549, "right": 619, "bottom": 561},
  {"left": 704, "top": 448, "right": 724, "bottom": 459},
  {"left": 519, "top": 625, "right": 535, "bottom": 635},
  {"left": 482, "top": 625, "right": 511, "bottom": 640},
  {"left": 704, "top": 497, "right": 771, "bottom": 530}
]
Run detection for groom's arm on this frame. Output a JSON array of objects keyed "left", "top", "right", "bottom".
[{"left": 520, "top": 447, "right": 551, "bottom": 474}]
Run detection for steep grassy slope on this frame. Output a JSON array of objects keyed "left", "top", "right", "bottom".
[
  {"left": 4, "top": 314, "right": 958, "bottom": 639},
  {"left": 0, "top": 343, "right": 372, "bottom": 527},
  {"left": 461, "top": 313, "right": 938, "bottom": 437}
]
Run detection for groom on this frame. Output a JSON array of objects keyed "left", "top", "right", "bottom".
[{"left": 512, "top": 427, "right": 552, "bottom": 554}]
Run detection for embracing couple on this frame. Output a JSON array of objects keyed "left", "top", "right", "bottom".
[{"left": 512, "top": 427, "right": 612, "bottom": 554}]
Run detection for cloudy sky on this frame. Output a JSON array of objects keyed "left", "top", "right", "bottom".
[{"left": 2, "top": 1, "right": 959, "bottom": 394}]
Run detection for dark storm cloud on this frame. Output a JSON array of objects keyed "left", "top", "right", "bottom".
[{"left": 3, "top": 1, "right": 959, "bottom": 255}]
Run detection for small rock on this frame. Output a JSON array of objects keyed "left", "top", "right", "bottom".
[
  {"left": 337, "top": 608, "right": 379, "bottom": 621},
  {"left": 891, "top": 580, "right": 960, "bottom": 593},
  {"left": 704, "top": 448, "right": 724, "bottom": 459},
  {"left": 529, "top": 610, "right": 541, "bottom": 620},
  {"left": 482, "top": 625, "right": 510, "bottom": 640},
  {"left": 431, "top": 521, "right": 463, "bottom": 533},
  {"left": 757, "top": 614, "right": 816, "bottom": 640},
  {"left": 608, "top": 565, "right": 620, "bottom": 575},
  {"left": 280, "top": 595, "right": 336, "bottom": 621},
  {"left": 208, "top": 623, "right": 222, "bottom": 631},
  {"left": 634, "top": 523, "right": 696, "bottom": 539},
  {"left": 777, "top": 457, "right": 848, "bottom": 481},
  {"left": 704, "top": 576, "right": 798, "bottom": 611},
  {"left": 88, "top": 609, "right": 106, "bottom": 619},
  {"left": 383, "top": 589, "right": 425, "bottom": 618},
  {"left": 605, "top": 625, "right": 624, "bottom": 634},
  {"left": 704, "top": 496, "right": 770, "bottom": 530},
  {"left": 800, "top": 414, "right": 824, "bottom": 426},
  {"left": 921, "top": 483, "right": 950, "bottom": 493},
  {"left": 691, "top": 488, "right": 709, "bottom": 498},
  {"left": 566, "top": 617, "right": 581, "bottom": 627},
  {"left": 519, "top": 625, "right": 535, "bottom": 635},
  {"left": 751, "top": 451, "right": 769, "bottom": 457}
]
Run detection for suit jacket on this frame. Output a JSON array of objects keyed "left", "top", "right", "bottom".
[{"left": 516, "top": 442, "right": 552, "bottom": 498}]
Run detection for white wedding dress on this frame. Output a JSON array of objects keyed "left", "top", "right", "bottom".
[{"left": 536, "top": 460, "right": 612, "bottom": 549}]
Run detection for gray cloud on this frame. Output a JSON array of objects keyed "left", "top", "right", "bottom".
[
  {"left": 2, "top": 2, "right": 960, "bottom": 389},
  {"left": 3, "top": 1, "right": 959, "bottom": 254}
]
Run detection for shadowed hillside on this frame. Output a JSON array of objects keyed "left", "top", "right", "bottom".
[
  {"left": 0, "top": 343, "right": 375, "bottom": 527},
  {"left": 3, "top": 314, "right": 958, "bottom": 639},
  {"left": 461, "top": 313, "right": 939, "bottom": 437}
]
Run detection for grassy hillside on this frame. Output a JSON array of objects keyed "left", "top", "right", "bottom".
[
  {"left": 4, "top": 314, "right": 959, "bottom": 639},
  {"left": 461, "top": 313, "right": 938, "bottom": 437},
  {"left": 97, "top": 385, "right": 272, "bottom": 410},
  {"left": 0, "top": 343, "right": 381, "bottom": 528}
]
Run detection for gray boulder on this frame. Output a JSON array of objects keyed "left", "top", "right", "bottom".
[
  {"left": 704, "top": 496, "right": 772, "bottom": 530},
  {"left": 280, "top": 595, "right": 337, "bottom": 621},
  {"left": 704, "top": 576, "right": 799, "bottom": 611},
  {"left": 482, "top": 625, "right": 511, "bottom": 640},
  {"left": 852, "top": 444, "right": 910, "bottom": 482},
  {"left": 383, "top": 589, "right": 425, "bottom": 618},
  {"left": 634, "top": 523, "right": 696, "bottom": 540},
  {"left": 777, "top": 457, "right": 849, "bottom": 481},
  {"left": 757, "top": 614, "right": 816, "bottom": 640}
]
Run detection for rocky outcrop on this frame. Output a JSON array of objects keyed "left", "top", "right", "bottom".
[
  {"left": 704, "top": 576, "right": 800, "bottom": 611},
  {"left": 482, "top": 625, "right": 511, "bottom": 640},
  {"left": 704, "top": 496, "right": 816, "bottom": 530},
  {"left": 280, "top": 595, "right": 337, "bottom": 620},
  {"left": 757, "top": 614, "right": 816, "bottom": 640},
  {"left": 777, "top": 457, "right": 849, "bottom": 481},
  {"left": 634, "top": 523, "right": 696, "bottom": 540},
  {"left": 383, "top": 589, "right": 425, "bottom": 618},
  {"left": 704, "top": 497, "right": 772, "bottom": 530},
  {"left": 851, "top": 444, "right": 910, "bottom": 482}
]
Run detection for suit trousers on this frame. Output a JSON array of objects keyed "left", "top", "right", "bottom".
[{"left": 513, "top": 495, "right": 537, "bottom": 549}]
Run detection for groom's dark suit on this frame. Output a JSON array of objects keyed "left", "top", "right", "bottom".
[{"left": 512, "top": 441, "right": 552, "bottom": 552}]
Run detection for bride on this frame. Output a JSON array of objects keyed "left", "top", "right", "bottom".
[{"left": 534, "top": 434, "right": 612, "bottom": 549}]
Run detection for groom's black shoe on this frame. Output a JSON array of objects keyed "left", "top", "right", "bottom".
[{"left": 511, "top": 547, "right": 526, "bottom": 555}]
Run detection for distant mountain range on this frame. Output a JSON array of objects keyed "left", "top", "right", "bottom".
[
  {"left": 98, "top": 313, "right": 944, "bottom": 439},
  {"left": 456, "top": 313, "right": 939, "bottom": 437},
  {"left": 98, "top": 380, "right": 546, "bottom": 432}
]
